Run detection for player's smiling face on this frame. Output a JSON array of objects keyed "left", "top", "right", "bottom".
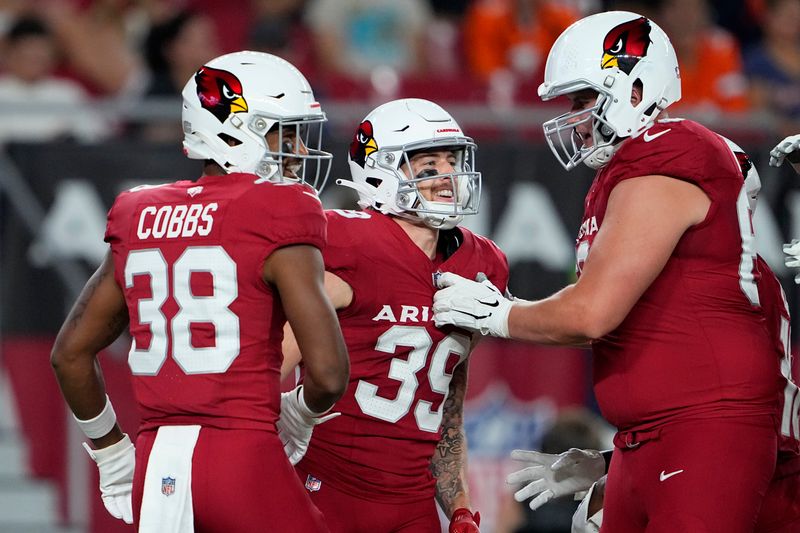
[
  {"left": 403, "top": 149, "right": 459, "bottom": 203},
  {"left": 266, "top": 127, "right": 308, "bottom": 180},
  {"left": 566, "top": 89, "right": 600, "bottom": 149}
]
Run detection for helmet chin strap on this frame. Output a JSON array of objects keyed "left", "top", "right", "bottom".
[{"left": 252, "top": 158, "right": 282, "bottom": 183}]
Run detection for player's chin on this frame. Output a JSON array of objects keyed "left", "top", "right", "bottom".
[{"left": 282, "top": 166, "right": 301, "bottom": 181}]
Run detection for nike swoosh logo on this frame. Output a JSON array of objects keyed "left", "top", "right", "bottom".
[
  {"left": 659, "top": 469, "right": 684, "bottom": 481},
  {"left": 455, "top": 310, "right": 491, "bottom": 320},
  {"left": 479, "top": 299, "right": 500, "bottom": 307},
  {"left": 643, "top": 128, "right": 672, "bottom": 143}
]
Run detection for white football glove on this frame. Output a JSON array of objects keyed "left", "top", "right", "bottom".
[
  {"left": 83, "top": 434, "right": 135, "bottom": 524},
  {"left": 785, "top": 240, "right": 800, "bottom": 284},
  {"left": 433, "top": 272, "right": 513, "bottom": 338},
  {"left": 572, "top": 477, "right": 605, "bottom": 533},
  {"left": 277, "top": 385, "right": 339, "bottom": 465},
  {"left": 506, "top": 448, "right": 606, "bottom": 511},
  {"left": 770, "top": 134, "right": 800, "bottom": 167}
]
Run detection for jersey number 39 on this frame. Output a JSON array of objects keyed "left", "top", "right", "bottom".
[{"left": 355, "top": 325, "right": 470, "bottom": 433}]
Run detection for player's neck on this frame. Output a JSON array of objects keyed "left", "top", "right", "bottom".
[
  {"left": 202, "top": 161, "right": 226, "bottom": 177},
  {"left": 392, "top": 217, "right": 439, "bottom": 259}
]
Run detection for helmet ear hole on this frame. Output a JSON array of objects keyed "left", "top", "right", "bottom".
[{"left": 217, "top": 133, "right": 242, "bottom": 146}]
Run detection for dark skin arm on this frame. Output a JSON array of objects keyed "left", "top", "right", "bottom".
[
  {"left": 51, "top": 251, "right": 128, "bottom": 449},
  {"left": 431, "top": 356, "right": 472, "bottom": 517},
  {"left": 263, "top": 244, "right": 349, "bottom": 412}
]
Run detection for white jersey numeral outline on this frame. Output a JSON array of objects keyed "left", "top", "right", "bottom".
[
  {"left": 735, "top": 184, "right": 760, "bottom": 306},
  {"left": 777, "top": 287, "right": 800, "bottom": 441},
  {"left": 124, "top": 246, "right": 240, "bottom": 375},
  {"left": 355, "top": 325, "right": 470, "bottom": 433}
]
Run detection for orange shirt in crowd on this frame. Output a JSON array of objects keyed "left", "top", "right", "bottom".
[
  {"left": 463, "top": 0, "right": 578, "bottom": 80},
  {"left": 672, "top": 28, "right": 750, "bottom": 112}
]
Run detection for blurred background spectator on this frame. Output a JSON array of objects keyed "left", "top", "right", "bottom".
[
  {"left": 247, "top": 0, "right": 311, "bottom": 72},
  {"left": 463, "top": 0, "right": 578, "bottom": 83},
  {"left": 39, "top": 0, "right": 149, "bottom": 98},
  {"left": 144, "top": 10, "right": 219, "bottom": 97},
  {"left": 139, "top": 9, "right": 219, "bottom": 140},
  {"left": 655, "top": 0, "right": 750, "bottom": 113},
  {"left": 744, "top": 0, "right": 800, "bottom": 137},
  {"left": 305, "top": 0, "right": 431, "bottom": 100},
  {"left": 3, "top": 3, "right": 800, "bottom": 532},
  {"left": 0, "top": 15, "right": 109, "bottom": 143}
]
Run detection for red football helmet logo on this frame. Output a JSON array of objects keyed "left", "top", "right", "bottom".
[
  {"left": 195, "top": 66, "right": 248, "bottom": 123},
  {"left": 601, "top": 17, "right": 652, "bottom": 74},
  {"left": 349, "top": 120, "right": 378, "bottom": 168}
]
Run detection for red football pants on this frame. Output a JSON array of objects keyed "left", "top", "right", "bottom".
[
  {"left": 295, "top": 462, "right": 441, "bottom": 533},
  {"left": 602, "top": 416, "right": 777, "bottom": 533},
  {"left": 755, "top": 451, "right": 800, "bottom": 532},
  {"left": 133, "top": 427, "right": 328, "bottom": 533}
]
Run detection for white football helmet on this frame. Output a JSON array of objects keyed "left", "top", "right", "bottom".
[
  {"left": 721, "top": 136, "right": 761, "bottom": 213},
  {"left": 340, "top": 98, "right": 480, "bottom": 230},
  {"left": 181, "top": 51, "right": 332, "bottom": 190},
  {"left": 538, "top": 11, "right": 681, "bottom": 170}
]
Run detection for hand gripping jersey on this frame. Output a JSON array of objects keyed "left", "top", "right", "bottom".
[
  {"left": 298, "top": 209, "right": 508, "bottom": 503},
  {"left": 104, "top": 173, "right": 326, "bottom": 433},
  {"left": 576, "top": 119, "right": 783, "bottom": 431},
  {"left": 757, "top": 257, "right": 800, "bottom": 456}
]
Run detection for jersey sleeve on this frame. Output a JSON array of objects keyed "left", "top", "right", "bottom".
[
  {"left": 463, "top": 229, "right": 510, "bottom": 295},
  {"left": 484, "top": 239, "right": 510, "bottom": 295},
  {"left": 235, "top": 183, "right": 327, "bottom": 255},
  {"left": 607, "top": 122, "right": 737, "bottom": 201},
  {"left": 104, "top": 190, "right": 133, "bottom": 246},
  {"left": 321, "top": 211, "right": 361, "bottom": 288}
]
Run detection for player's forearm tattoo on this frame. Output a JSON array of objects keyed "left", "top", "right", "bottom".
[
  {"left": 431, "top": 360, "right": 469, "bottom": 516},
  {"left": 99, "top": 305, "right": 129, "bottom": 348}
]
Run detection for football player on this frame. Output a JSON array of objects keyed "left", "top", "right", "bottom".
[
  {"left": 282, "top": 98, "right": 507, "bottom": 532},
  {"left": 507, "top": 139, "right": 800, "bottom": 533},
  {"left": 50, "top": 51, "right": 349, "bottom": 532},
  {"left": 770, "top": 133, "right": 800, "bottom": 277},
  {"left": 433, "top": 11, "right": 785, "bottom": 531}
]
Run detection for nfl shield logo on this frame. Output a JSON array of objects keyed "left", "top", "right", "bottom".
[
  {"left": 161, "top": 477, "right": 176, "bottom": 497},
  {"left": 304, "top": 474, "right": 322, "bottom": 492}
]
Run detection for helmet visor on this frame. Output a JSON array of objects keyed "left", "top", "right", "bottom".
[
  {"left": 249, "top": 113, "right": 333, "bottom": 192},
  {"left": 542, "top": 91, "right": 618, "bottom": 171},
  {"left": 390, "top": 139, "right": 481, "bottom": 218}
]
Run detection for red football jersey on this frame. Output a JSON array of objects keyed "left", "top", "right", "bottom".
[
  {"left": 298, "top": 209, "right": 509, "bottom": 503},
  {"left": 576, "top": 119, "right": 782, "bottom": 431},
  {"left": 757, "top": 257, "right": 800, "bottom": 455},
  {"left": 104, "top": 173, "right": 326, "bottom": 433}
]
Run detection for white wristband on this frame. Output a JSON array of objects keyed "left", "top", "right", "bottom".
[
  {"left": 74, "top": 395, "right": 117, "bottom": 439},
  {"left": 297, "top": 386, "right": 331, "bottom": 418}
]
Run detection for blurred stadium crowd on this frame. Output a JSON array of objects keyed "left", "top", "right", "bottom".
[
  {"left": 0, "top": 0, "right": 799, "bottom": 144},
  {"left": 2, "top": 2, "right": 800, "bottom": 533}
]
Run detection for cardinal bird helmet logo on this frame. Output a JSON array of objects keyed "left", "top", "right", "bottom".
[
  {"left": 601, "top": 17, "right": 652, "bottom": 74},
  {"left": 349, "top": 120, "right": 378, "bottom": 168},
  {"left": 194, "top": 66, "right": 248, "bottom": 123}
]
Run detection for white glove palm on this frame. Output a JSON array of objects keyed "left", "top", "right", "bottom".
[
  {"left": 785, "top": 240, "right": 800, "bottom": 284},
  {"left": 83, "top": 434, "right": 135, "bottom": 524},
  {"left": 277, "top": 385, "right": 339, "bottom": 465},
  {"left": 770, "top": 134, "right": 800, "bottom": 167},
  {"left": 506, "top": 448, "right": 605, "bottom": 511},
  {"left": 433, "top": 272, "right": 513, "bottom": 338}
]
